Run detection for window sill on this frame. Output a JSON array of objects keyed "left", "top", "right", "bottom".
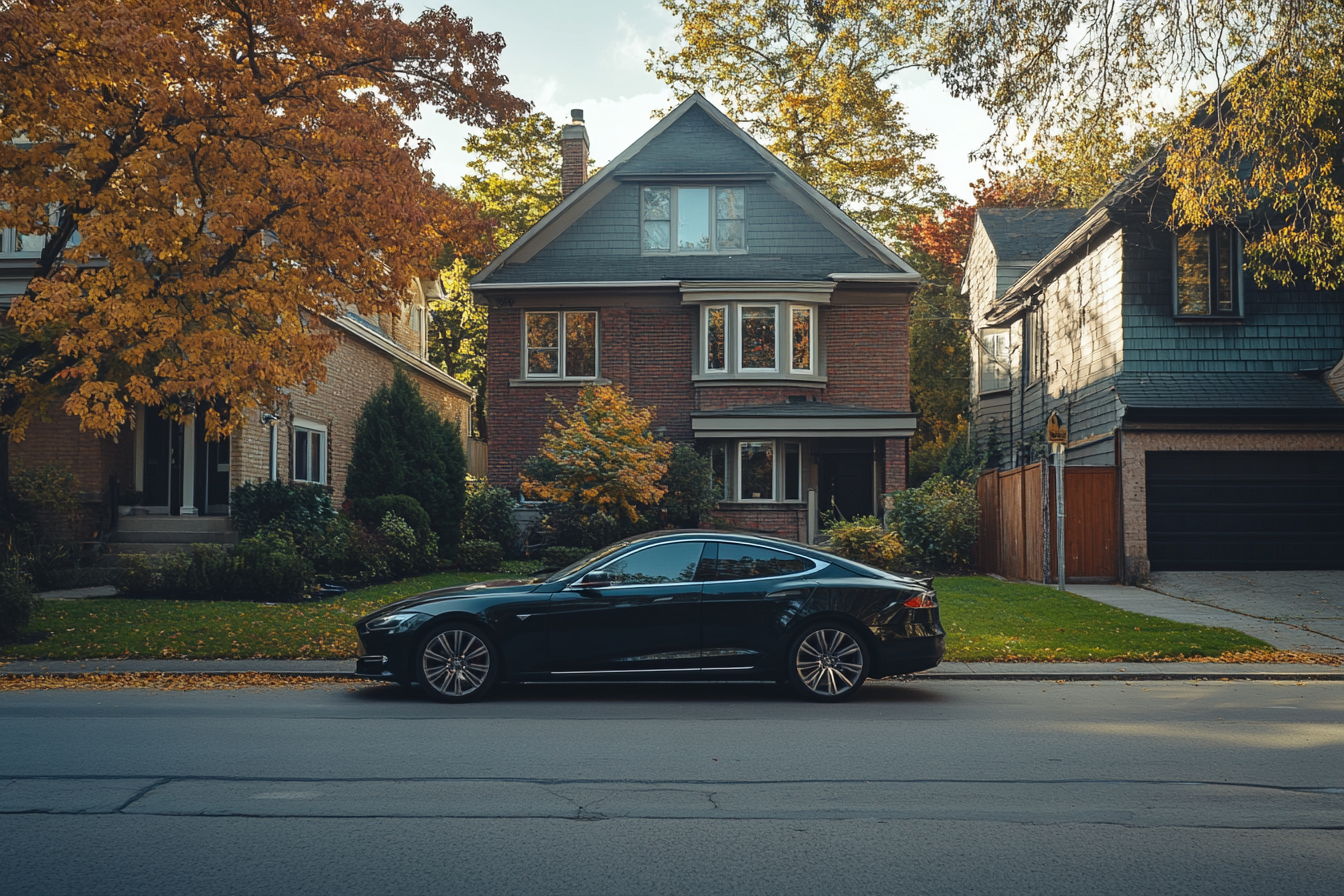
[
  {"left": 510, "top": 377, "right": 611, "bottom": 388},
  {"left": 716, "top": 501, "right": 808, "bottom": 509},
  {"left": 1172, "top": 315, "right": 1244, "bottom": 324},
  {"left": 693, "top": 375, "right": 826, "bottom": 388},
  {"left": 641, "top": 249, "right": 749, "bottom": 257}
]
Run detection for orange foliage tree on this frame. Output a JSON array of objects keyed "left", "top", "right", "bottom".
[
  {"left": 520, "top": 385, "right": 672, "bottom": 524},
  {"left": 0, "top": 0, "right": 526, "bottom": 450}
]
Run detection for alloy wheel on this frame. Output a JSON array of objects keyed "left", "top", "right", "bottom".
[
  {"left": 794, "top": 627, "right": 865, "bottom": 697},
  {"left": 421, "top": 628, "right": 492, "bottom": 698}
]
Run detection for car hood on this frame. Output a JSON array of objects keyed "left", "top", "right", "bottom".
[{"left": 360, "top": 577, "right": 545, "bottom": 620}]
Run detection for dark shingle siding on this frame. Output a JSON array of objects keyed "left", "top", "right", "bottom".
[
  {"left": 615, "top": 105, "right": 774, "bottom": 175},
  {"left": 1114, "top": 371, "right": 1343, "bottom": 409}
]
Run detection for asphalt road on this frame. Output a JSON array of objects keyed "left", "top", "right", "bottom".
[{"left": 4, "top": 679, "right": 1343, "bottom": 896}]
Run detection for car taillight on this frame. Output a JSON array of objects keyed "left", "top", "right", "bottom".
[{"left": 903, "top": 591, "right": 936, "bottom": 608}]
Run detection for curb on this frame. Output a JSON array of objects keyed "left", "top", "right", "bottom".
[
  {"left": 0, "top": 670, "right": 365, "bottom": 680},
  {"left": 910, "top": 671, "right": 1344, "bottom": 682}
]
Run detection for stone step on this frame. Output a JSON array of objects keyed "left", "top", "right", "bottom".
[
  {"left": 115, "top": 515, "right": 235, "bottom": 534},
  {"left": 106, "top": 541, "right": 237, "bottom": 555}
]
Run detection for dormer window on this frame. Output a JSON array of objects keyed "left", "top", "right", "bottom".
[{"left": 642, "top": 186, "right": 745, "bottom": 254}]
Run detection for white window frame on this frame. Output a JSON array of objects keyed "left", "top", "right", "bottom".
[
  {"left": 703, "top": 304, "right": 728, "bottom": 373},
  {"left": 523, "top": 310, "right": 599, "bottom": 380},
  {"left": 789, "top": 305, "right": 814, "bottom": 375},
  {"left": 978, "top": 327, "right": 1011, "bottom": 394},
  {"left": 736, "top": 440, "right": 776, "bottom": 502},
  {"left": 641, "top": 185, "right": 747, "bottom": 255},
  {"left": 292, "top": 421, "right": 327, "bottom": 485},
  {"left": 737, "top": 303, "right": 779, "bottom": 373}
]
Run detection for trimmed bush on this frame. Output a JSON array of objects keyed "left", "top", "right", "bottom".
[
  {"left": 458, "top": 539, "right": 504, "bottom": 572},
  {"left": 351, "top": 494, "right": 432, "bottom": 543},
  {"left": 234, "top": 530, "right": 314, "bottom": 601},
  {"left": 661, "top": 444, "right": 716, "bottom": 528},
  {"left": 887, "top": 474, "right": 979, "bottom": 569},
  {"left": 0, "top": 563, "right": 38, "bottom": 641},
  {"left": 230, "top": 479, "right": 335, "bottom": 540},
  {"left": 541, "top": 545, "right": 592, "bottom": 569},
  {"left": 346, "top": 368, "right": 468, "bottom": 560},
  {"left": 823, "top": 516, "right": 903, "bottom": 572},
  {"left": 462, "top": 483, "right": 521, "bottom": 558}
]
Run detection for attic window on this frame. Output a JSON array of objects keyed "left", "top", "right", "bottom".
[
  {"left": 1174, "top": 228, "right": 1242, "bottom": 317},
  {"left": 642, "top": 186, "right": 745, "bottom": 254}
]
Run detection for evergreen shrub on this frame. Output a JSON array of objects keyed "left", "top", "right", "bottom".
[
  {"left": 887, "top": 474, "right": 979, "bottom": 569},
  {"left": 540, "top": 545, "right": 592, "bottom": 569},
  {"left": 661, "top": 444, "right": 716, "bottom": 528},
  {"left": 462, "top": 483, "right": 521, "bottom": 557},
  {"left": 0, "top": 562, "right": 38, "bottom": 641},
  {"left": 823, "top": 516, "right": 903, "bottom": 572},
  {"left": 230, "top": 480, "right": 334, "bottom": 540},
  {"left": 458, "top": 539, "right": 504, "bottom": 572},
  {"left": 351, "top": 494, "right": 432, "bottom": 543}
]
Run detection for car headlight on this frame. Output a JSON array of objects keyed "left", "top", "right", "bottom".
[{"left": 365, "top": 612, "right": 431, "bottom": 634}]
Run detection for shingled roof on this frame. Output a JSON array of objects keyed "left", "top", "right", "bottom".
[
  {"left": 977, "top": 208, "right": 1090, "bottom": 262},
  {"left": 1114, "top": 372, "right": 1344, "bottom": 411}
]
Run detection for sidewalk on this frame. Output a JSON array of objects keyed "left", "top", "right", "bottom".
[
  {"left": 1066, "top": 582, "right": 1344, "bottom": 655},
  {"left": 1, "top": 658, "right": 1340, "bottom": 681}
]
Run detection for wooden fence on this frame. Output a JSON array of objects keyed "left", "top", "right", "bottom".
[
  {"left": 977, "top": 464, "right": 1118, "bottom": 583},
  {"left": 467, "top": 438, "right": 488, "bottom": 480}
]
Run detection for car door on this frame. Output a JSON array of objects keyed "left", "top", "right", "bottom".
[
  {"left": 699, "top": 541, "right": 820, "bottom": 671},
  {"left": 545, "top": 540, "right": 708, "bottom": 674}
]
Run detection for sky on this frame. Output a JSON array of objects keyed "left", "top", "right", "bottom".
[{"left": 402, "top": 0, "right": 995, "bottom": 204}]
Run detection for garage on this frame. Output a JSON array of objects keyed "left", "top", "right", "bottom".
[{"left": 1146, "top": 451, "right": 1344, "bottom": 570}]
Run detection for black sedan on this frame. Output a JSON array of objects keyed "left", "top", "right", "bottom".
[{"left": 353, "top": 530, "right": 944, "bottom": 702}]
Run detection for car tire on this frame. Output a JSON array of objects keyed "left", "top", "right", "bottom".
[
  {"left": 786, "top": 621, "right": 869, "bottom": 702},
  {"left": 415, "top": 622, "right": 500, "bottom": 703}
]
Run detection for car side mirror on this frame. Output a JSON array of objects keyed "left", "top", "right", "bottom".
[{"left": 577, "top": 571, "right": 612, "bottom": 590}]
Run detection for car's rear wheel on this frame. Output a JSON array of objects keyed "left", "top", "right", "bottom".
[
  {"left": 786, "top": 622, "right": 868, "bottom": 702},
  {"left": 416, "top": 623, "right": 499, "bottom": 703}
]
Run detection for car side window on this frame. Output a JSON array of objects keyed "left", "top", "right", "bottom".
[
  {"left": 712, "top": 544, "right": 811, "bottom": 581},
  {"left": 597, "top": 542, "right": 707, "bottom": 586}
]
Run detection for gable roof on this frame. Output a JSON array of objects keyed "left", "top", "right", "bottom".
[
  {"left": 472, "top": 94, "right": 918, "bottom": 289},
  {"left": 976, "top": 208, "right": 1090, "bottom": 262}
]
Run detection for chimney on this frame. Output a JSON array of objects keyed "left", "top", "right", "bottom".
[{"left": 560, "top": 109, "right": 589, "bottom": 197}]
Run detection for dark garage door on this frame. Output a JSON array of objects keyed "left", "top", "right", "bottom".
[{"left": 1146, "top": 451, "right": 1344, "bottom": 570}]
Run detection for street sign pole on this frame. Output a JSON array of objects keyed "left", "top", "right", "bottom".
[{"left": 1045, "top": 411, "right": 1067, "bottom": 591}]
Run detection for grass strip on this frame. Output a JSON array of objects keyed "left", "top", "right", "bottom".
[
  {"left": 3, "top": 571, "right": 500, "bottom": 661},
  {"left": 937, "top": 576, "right": 1273, "bottom": 662},
  {"left": 0, "top": 672, "right": 372, "bottom": 690}
]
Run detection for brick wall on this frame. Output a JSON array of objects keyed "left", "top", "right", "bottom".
[{"left": 712, "top": 504, "right": 808, "bottom": 541}]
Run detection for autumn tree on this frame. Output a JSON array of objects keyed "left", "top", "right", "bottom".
[
  {"left": 0, "top": 0, "right": 526, "bottom": 469},
  {"left": 926, "top": 0, "right": 1344, "bottom": 287},
  {"left": 520, "top": 385, "right": 672, "bottom": 547},
  {"left": 650, "top": 0, "right": 949, "bottom": 240},
  {"left": 433, "top": 111, "right": 568, "bottom": 437}
]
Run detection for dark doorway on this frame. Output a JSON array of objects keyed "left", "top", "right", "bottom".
[
  {"left": 817, "top": 439, "right": 875, "bottom": 522},
  {"left": 194, "top": 416, "right": 231, "bottom": 514},
  {"left": 141, "top": 409, "right": 231, "bottom": 515}
]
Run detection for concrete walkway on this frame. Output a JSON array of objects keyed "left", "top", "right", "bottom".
[{"left": 1148, "top": 570, "right": 1344, "bottom": 641}]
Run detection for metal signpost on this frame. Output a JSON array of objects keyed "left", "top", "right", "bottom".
[{"left": 1046, "top": 412, "right": 1067, "bottom": 591}]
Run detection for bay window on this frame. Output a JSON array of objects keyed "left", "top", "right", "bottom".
[
  {"left": 790, "top": 306, "right": 813, "bottom": 374},
  {"left": 739, "top": 305, "right": 777, "bottom": 371},
  {"left": 696, "top": 301, "right": 821, "bottom": 379},
  {"left": 525, "top": 310, "right": 598, "bottom": 379},
  {"left": 642, "top": 186, "right": 746, "bottom": 253}
]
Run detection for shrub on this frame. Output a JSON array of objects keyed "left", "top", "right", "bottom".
[
  {"left": 11, "top": 461, "right": 82, "bottom": 519},
  {"left": 0, "top": 562, "right": 38, "bottom": 641},
  {"left": 117, "top": 553, "right": 164, "bottom": 596},
  {"left": 307, "top": 513, "right": 359, "bottom": 578},
  {"left": 661, "top": 444, "right": 716, "bottom": 527},
  {"left": 458, "top": 539, "right": 504, "bottom": 572},
  {"left": 230, "top": 479, "right": 335, "bottom": 541},
  {"left": 234, "top": 530, "right": 315, "bottom": 601},
  {"left": 887, "top": 474, "right": 979, "bottom": 569},
  {"left": 162, "top": 544, "right": 237, "bottom": 595},
  {"left": 351, "top": 495, "right": 432, "bottom": 544},
  {"left": 462, "top": 482, "right": 521, "bottom": 557},
  {"left": 376, "top": 512, "right": 423, "bottom": 578},
  {"left": 537, "top": 501, "right": 657, "bottom": 550},
  {"left": 346, "top": 368, "right": 467, "bottom": 560},
  {"left": 541, "top": 545, "right": 592, "bottom": 569},
  {"left": 824, "top": 516, "right": 903, "bottom": 572}
]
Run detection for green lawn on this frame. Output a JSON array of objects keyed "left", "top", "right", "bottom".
[
  {"left": 1, "top": 571, "right": 502, "bottom": 662},
  {"left": 2, "top": 572, "right": 1274, "bottom": 663},
  {"left": 937, "top": 576, "right": 1271, "bottom": 662}
]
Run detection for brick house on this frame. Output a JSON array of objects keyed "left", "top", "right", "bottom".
[
  {"left": 472, "top": 95, "right": 921, "bottom": 542},
  {"left": 966, "top": 165, "right": 1344, "bottom": 582},
  {"left": 1, "top": 224, "right": 474, "bottom": 544}
]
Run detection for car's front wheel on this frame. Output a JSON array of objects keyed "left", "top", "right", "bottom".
[
  {"left": 786, "top": 622, "right": 869, "bottom": 702},
  {"left": 416, "top": 623, "right": 499, "bottom": 703}
]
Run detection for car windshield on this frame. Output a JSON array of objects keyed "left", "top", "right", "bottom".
[{"left": 543, "top": 540, "right": 636, "bottom": 583}]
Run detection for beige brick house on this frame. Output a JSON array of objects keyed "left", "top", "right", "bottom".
[{"left": 1, "top": 239, "right": 475, "bottom": 540}]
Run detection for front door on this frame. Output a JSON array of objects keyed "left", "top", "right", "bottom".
[
  {"left": 546, "top": 540, "right": 708, "bottom": 674},
  {"left": 818, "top": 439, "right": 875, "bottom": 522},
  {"left": 141, "top": 412, "right": 185, "bottom": 514}
]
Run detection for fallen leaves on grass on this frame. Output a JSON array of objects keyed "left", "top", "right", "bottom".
[
  {"left": 1185, "top": 649, "right": 1343, "bottom": 666},
  {"left": 0, "top": 673, "right": 370, "bottom": 691}
]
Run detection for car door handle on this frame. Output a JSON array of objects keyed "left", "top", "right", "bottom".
[
  {"left": 766, "top": 589, "right": 806, "bottom": 599},
  {"left": 653, "top": 596, "right": 674, "bottom": 602}
]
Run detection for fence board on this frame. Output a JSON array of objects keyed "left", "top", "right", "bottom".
[{"left": 980, "top": 463, "right": 1117, "bottom": 583}]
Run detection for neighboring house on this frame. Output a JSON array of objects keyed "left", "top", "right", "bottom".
[
  {"left": 966, "top": 165, "right": 1344, "bottom": 582},
  {"left": 0, "top": 230, "right": 474, "bottom": 547},
  {"left": 472, "top": 96, "right": 921, "bottom": 542}
]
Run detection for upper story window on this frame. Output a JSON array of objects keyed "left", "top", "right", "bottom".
[
  {"left": 1022, "top": 308, "right": 1044, "bottom": 384},
  {"left": 642, "top": 186, "right": 745, "bottom": 254},
  {"left": 1174, "top": 227, "right": 1242, "bottom": 317},
  {"left": 525, "top": 310, "right": 597, "bottom": 379},
  {"left": 701, "top": 302, "right": 817, "bottom": 378},
  {"left": 979, "top": 327, "right": 1010, "bottom": 394},
  {"left": 1, "top": 227, "right": 44, "bottom": 256}
]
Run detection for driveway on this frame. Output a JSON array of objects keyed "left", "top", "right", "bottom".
[{"left": 1147, "top": 571, "right": 1344, "bottom": 649}]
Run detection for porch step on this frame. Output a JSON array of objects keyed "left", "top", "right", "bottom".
[{"left": 108, "top": 515, "right": 238, "bottom": 552}]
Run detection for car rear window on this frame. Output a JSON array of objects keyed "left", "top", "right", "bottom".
[{"left": 712, "top": 544, "right": 811, "bottom": 580}]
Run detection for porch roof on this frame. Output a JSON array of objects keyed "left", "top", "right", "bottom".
[
  {"left": 690, "top": 401, "right": 917, "bottom": 438},
  {"left": 1114, "top": 372, "right": 1344, "bottom": 412}
]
